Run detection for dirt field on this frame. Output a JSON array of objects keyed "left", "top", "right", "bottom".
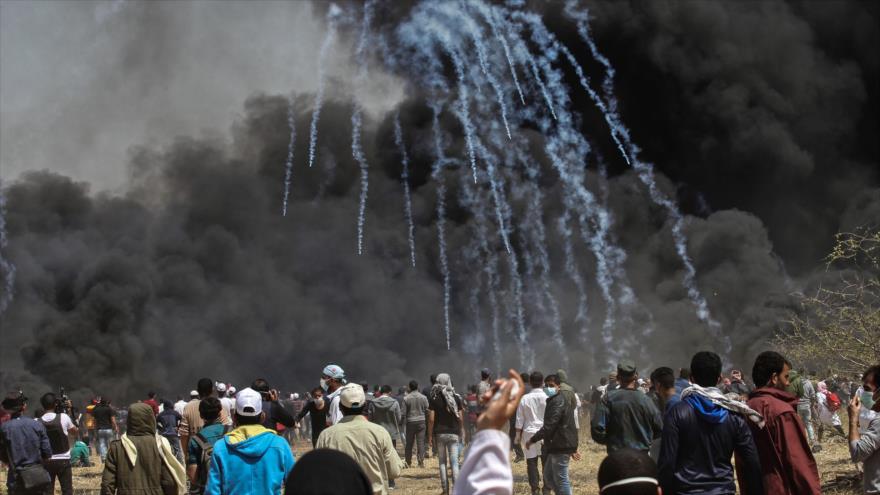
[{"left": 0, "top": 428, "right": 864, "bottom": 494}]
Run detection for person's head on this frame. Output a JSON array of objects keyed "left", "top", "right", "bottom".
[
  {"left": 544, "top": 374, "right": 560, "bottom": 396},
  {"left": 862, "top": 364, "right": 880, "bottom": 408},
  {"left": 216, "top": 383, "right": 227, "bottom": 395},
  {"left": 252, "top": 378, "right": 271, "bottom": 397},
  {"left": 147, "top": 391, "right": 156, "bottom": 400},
  {"left": 679, "top": 368, "right": 691, "bottom": 381},
  {"left": 617, "top": 362, "right": 638, "bottom": 388},
  {"left": 597, "top": 448, "right": 660, "bottom": 495},
  {"left": 321, "top": 364, "right": 346, "bottom": 392},
  {"left": 234, "top": 388, "right": 265, "bottom": 426},
  {"left": 600, "top": 377, "right": 608, "bottom": 386},
  {"left": 4, "top": 392, "right": 28, "bottom": 416},
  {"left": 649, "top": 367, "right": 675, "bottom": 395},
  {"left": 731, "top": 369, "right": 743, "bottom": 381},
  {"left": 284, "top": 449, "right": 373, "bottom": 495},
  {"left": 480, "top": 368, "right": 490, "bottom": 381},
  {"left": 430, "top": 374, "right": 438, "bottom": 385},
  {"left": 339, "top": 383, "right": 366, "bottom": 416},
  {"left": 40, "top": 393, "right": 57, "bottom": 412},
  {"left": 199, "top": 397, "right": 222, "bottom": 423},
  {"left": 162, "top": 399, "right": 174, "bottom": 410},
  {"left": 380, "top": 385, "right": 392, "bottom": 396},
  {"left": 190, "top": 390, "right": 199, "bottom": 400},
  {"left": 752, "top": 351, "right": 792, "bottom": 390},
  {"left": 529, "top": 371, "right": 544, "bottom": 389},
  {"left": 557, "top": 369, "right": 569, "bottom": 384},
  {"left": 197, "top": 378, "right": 214, "bottom": 399},
  {"left": 520, "top": 371, "right": 530, "bottom": 384},
  {"left": 408, "top": 380, "right": 419, "bottom": 392},
  {"left": 690, "top": 351, "right": 723, "bottom": 388},
  {"left": 435, "top": 373, "right": 453, "bottom": 389},
  {"left": 310, "top": 387, "right": 324, "bottom": 401}
]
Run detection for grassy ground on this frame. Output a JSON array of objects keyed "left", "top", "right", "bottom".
[{"left": 0, "top": 430, "right": 863, "bottom": 494}]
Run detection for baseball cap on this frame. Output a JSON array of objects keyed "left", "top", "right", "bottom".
[
  {"left": 339, "top": 383, "right": 366, "bottom": 409},
  {"left": 2, "top": 392, "right": 26, "bottom": 412},
  {"left": 190, "top": 390, "right": 199, "bottom": 398},
  {"left": 618, "top": 361, "right": 637, "bottom": 375},
  {"left": 235, "top": 388, "right": 263, "bottom": 417},
  {"left": 216, "top": 383, "right": 227, "bottom": 393},
  {"left": 322, "top": 364, "right": 345, "bottom": 380}
]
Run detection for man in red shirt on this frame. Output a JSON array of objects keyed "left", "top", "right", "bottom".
[
  {"left": 746, "top": 351, "right": 820, "bottom": 494},
  {"left": 143, "top": 391, "right": 160, "bottom": 416}
]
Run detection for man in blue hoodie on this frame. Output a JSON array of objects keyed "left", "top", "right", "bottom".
[
  {"left": 205, "top": 388, "right": 294, "bottom": 495},
  {"left": 658, "top": 351, "right": 763, "bottom": 494}
]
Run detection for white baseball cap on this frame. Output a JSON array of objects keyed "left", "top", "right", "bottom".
[
  {"left": 339, "top": 383, "right": 366, "bottom": 409},
  {"left": 216, "top": 383, "right": 227, "bottom": 393},
  {"left": 235, "top": 388, "right": 263, "bottom": 417},
  {"left": 190, "top": 390, "right": 199, "bottom": 398}
]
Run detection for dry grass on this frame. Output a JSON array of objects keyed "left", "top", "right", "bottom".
[{"left": 0, "top": 430, "right": 863, "bottom": 494}]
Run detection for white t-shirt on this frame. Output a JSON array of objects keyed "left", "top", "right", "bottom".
[
  {"left": 174, "top": 400, "right": 187, "bottom": 415},
  {"left": 39, "top": 412, "right": 75, "bottom": 460},
  {"left": 220, "top": 397, "right": 235, "bottom": 421},
  {"left": 516, "top": 388, "right": 548, "bottom": 459},
  {"left": 327, "top": 388, "right": 343, "bottom": 426}
]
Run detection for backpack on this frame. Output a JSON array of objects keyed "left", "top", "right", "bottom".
[
  {"left": 191, "top": 426, "right": 231, "bottom": 492},
  {"left": 826, "top": 392, "right": 841, "bottom": 412}
]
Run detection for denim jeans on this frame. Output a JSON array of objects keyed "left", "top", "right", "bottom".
[
  {"left": 797, "top": 405, "right": 815, "bottom": 444},
  {"left": 435, "top": 433, "right": 461, "bottom": 492},
  {"left": 405, "top": 421, "right": 426, "bottom": 466},
  {"left": 543, "top": 453, "right": 572, "bottom": 495},
  {"left": 163, "top": 434, "right": 183, "bottom": 464},
  {"left": 96, "top": 429, "right": 115, "bottom": 462}
]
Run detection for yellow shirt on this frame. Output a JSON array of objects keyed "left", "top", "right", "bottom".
[{"left": 316, "top": 415, "right": 404, "bottom": 495}]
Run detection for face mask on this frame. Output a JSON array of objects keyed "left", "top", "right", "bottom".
[
  {"left": 544, "top": 387, "right": 557, "bottom": 397},
  {"left": 862, "top": 391, "right": 876, "bottom": 410},
  {"left": 320, "top": 378, "right": 328, "bottom": 391}
]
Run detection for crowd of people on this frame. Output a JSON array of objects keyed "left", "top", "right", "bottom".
[{"left": 0, "top": 354, "right": 878, "bottom": 494}]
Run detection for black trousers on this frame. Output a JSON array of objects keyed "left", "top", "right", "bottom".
[
  {"left": 405, "top": 421, "right": 426, "bottom": 465},
  {"left": 527, "top": 456, "right": 548, "bottom": 493},
  {"left": 44, "top": 459, "right": 72, "bottom": 495}
]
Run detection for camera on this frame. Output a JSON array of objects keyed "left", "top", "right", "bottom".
[{"left": 56, "top": 386, "right": 70, "bottom": 415}]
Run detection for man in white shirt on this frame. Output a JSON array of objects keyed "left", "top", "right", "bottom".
[
  {"left": 216, "top": 383, "right": 235, "bottom": 421},
  {"left": 516, "top": 371, "right": 549, "bottom": 495},
  {"left": 39, "top": 392, "right": 78, "bottom": 495},
  {"left": 321, "top": 364, "right": 347, "bottom": 425},
  {"left": 174, "top": 396, "right": 188, "bottom": 415}
]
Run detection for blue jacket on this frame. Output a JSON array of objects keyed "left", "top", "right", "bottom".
[
  {"left": 658, "top": 392, "right": 763, "bottom": 494},
  {"left": 205, "top": 425, "right": 294, "bottom": 495}
]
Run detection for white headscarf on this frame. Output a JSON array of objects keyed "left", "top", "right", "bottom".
[{"left": 431, "top": 373, "right": 460, "bottom": 417}]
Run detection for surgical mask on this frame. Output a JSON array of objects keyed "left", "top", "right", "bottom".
[
  {"left": 320, "top": 378, "right": 328, "bottom": 392},
  {"left": 544, "top": 387, "right": 557, "bottom": 397},
  {"left": 863, "top": 391, "right": 876, "bottom": 410}
]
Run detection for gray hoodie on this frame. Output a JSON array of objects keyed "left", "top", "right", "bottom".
[
  {"left": 368, "top": 395, "right": 402, "bottom": 440},
  {"left": 403, "top": 391, "right": 429, "bottom": 424}
]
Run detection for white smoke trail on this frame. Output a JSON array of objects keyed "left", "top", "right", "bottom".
[
  {"left": 472, "top": 2, "right": 525, "bottom": 105},
  {"left": 281, "top": 98, "right": 296, "bottom": 217},
  {"left": 307, "top": 4, "right": 341, "bottom": 168},
  {"left": 0, "top": 182, "right": 16, "bottom": 316},
  {"left": 352, "top": 1, "right": 373, "bottom": 256},
  {"left": 430, "top": 105, "right": 452, "bottom": 350},
  {"left": 392, "top": 112, "right": 416, "bottom": 268}
]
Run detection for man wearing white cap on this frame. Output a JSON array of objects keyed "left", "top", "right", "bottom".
[
  {"left": 205, "top": 388, "right": 294, "bottom": 495},
  {"left": 216, "top": 383, "right": 234, "bottom": 425},
  {"left": 316, "top": 383, "right": 404, "bottom": 495},
  {"left": 321, "top": 364, "right": 347, "bottom": 426}
]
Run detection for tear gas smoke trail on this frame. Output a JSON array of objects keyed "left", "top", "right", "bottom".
[
  {"left": 0, "top": 183, "right": 15, "bottom": 316},
  {"left": 474, "top": 143, "right": 512, "bottom": 254},
  {"left": 557, "top": 211, "right": 590, "bottom": 342},
  {"left": 430, "top": 106, "right": 452, "bottom": 350},
  {"left": 352, "top": 1, "right": 372, "bottom": 256},
  {"left": 473, "top": 2, "right": 525, "bottom": 105},
  {"left": 280, "top": 99, "right": 296, "bottom": 217},
  {"left": 307, "top": 5, "right": 341, "bottom": 168},
  {"left": 392, "top": 113, "right": 416, "bottom": 268},
  {"left": 563, "top": 3, "right": 617, "bottom": 114}
]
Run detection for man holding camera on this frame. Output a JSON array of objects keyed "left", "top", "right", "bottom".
[
  {"left": 250, "top": 379, "right": 296, "bottom": 433},
  {"left": 38, "top": 393, "right": 78, "bottom": 495}
]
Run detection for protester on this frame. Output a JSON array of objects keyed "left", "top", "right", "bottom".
[
  {"left": 179, "top": 378, "right": 230, "bottom": 457},
  {"left": 156, "top": 400, "right": 183, "bottom": 463},
  {"left": 173, "top": 397, "right": 187, "bottom": 416},
  {"left": 591, "top": 362, "right": 662, "bottom": 454},
  {"left": 597, "top": 448, "right": 660, "bottom": 495},
  {"left": 464, "top": 385, "right": 479, "bottom": 444},
  {"left": 321, "top": 364, "right": 347, "bottom": 426},
  {"left": 507, "top": 371, "right": 529, "bottom": 463},
  {"left": 428, "top": 373, "right": 465, "bottom": 495},
  {"left": 645, "top": 367, "right": 676, "bottom": 461},
  {"left": 403, "top": 380, "right": 429, "bottom": 468},
  {"left": 70, "top": 440, "right": 92, "bottom": 468},
  {"left": 93, "top": 397, "right": 118, "bottom": 463},
  {"left": 591, "top": 377, "right": 607, "bottom": 407},
  {"left": 216, "top": 384, "right": 233, "bottom": 422},
  {"left": 746, "top": 351, "right": 820, "bottom": 494},
  {"left": 527, "top": 374, "right": 579, "bottom": 495},
  {"left": 515, "top": 371, "right": 548, "bottom": 495},
  {"left": 816, "top": 380, "right": 845, "bottom": 443},
  {"left": 288, "top": 393, "right": 307, "bottom": 441},
  {"left": 848, "top": 364, "right": 880, "bottom": 494},
  {"left": 143, "top": 392, "right": 160, "bottom": 416},
  {"left": 477, "top": 369, "right": 493, "bottom": 403},
  {"left": 187, "top": 397, "right": 228, "bottom": 495},
  {"left": 724, "top": 370, "right": 753, "bottom": 399},
  {"left": 789, "top": 369, "right": 818, "bottom": 447},
  {"left": 295, "top": 387, "right": 328, "bottom": 447},
  {"left": 100, "top": 403, "right": 186, "bottom": 495},
  {"left": 205, "top": 388, "right": 294, "bottom": 495},
  {"left": 674, "top": 369, "right": 691, "bottom": 396},
  {"left": 368, "top": 385, "right": 403, "bottom": 489},
  {"left": 0, "top": 392, "right": 52, "bottom": 495},
  {"left": 284, "top": 449, "right": 373, "bottom": 495},
  {"left": 657, "top": 351, "right": 763, "bottom": 494},
  {"left": 454, "top": 370, "right": 525, "bottom": 495},
  {"left": 316, "top": 383, "right": 403, "bottom": 495},
  {"left": 251, "top": 378, "right": 296, "bottom": 432},
  {"left": 39, "top": 392, "right": 79, "bottom": 495},
  {"left": 557, "top": 369, "right": 581, "bottom": 430}
]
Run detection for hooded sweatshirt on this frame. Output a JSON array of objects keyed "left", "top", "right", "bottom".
[
  {"left": 205, "top": 424, "right": 294, "bottom": 495},
  {"left": 100, "top": 403, "right": 186, "bottom": 495},
  {"left": 368, "top": 395, "right": 402, "bottom": 440},
  {"left": 747, "top": 387, "right": 820, "bottom": 495},
  {"left": 658, "top": 388, "right": 763, "bottom": 495}
]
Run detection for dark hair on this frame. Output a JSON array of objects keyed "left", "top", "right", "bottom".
[
  {"left": 408, "top": 380, "right": 418, "bottom": 392},
  {"left": 863, "top": 365, "right": 880, "bottom": 388},
  {"left": 529, "top": 371, "right": 544, "bottom": 388},
  {"left": 197, "top": 378, "right": 214, "bottom": 397},
  {"left": 162, "top": 400, "right": 174, "bottom": 410},
  {"left": 600, "top": 377, "right": 608, "bottom": 385},
  {"left": 520, "top": 371, "right": 530, "bottom": 383},
  {"left": 147, "top": 391, "right": 156, "bottom": 399},
  {"left": 311, "top": 387, "right": 324, "bottom": 396},
  {"left": 199, "top": 397, "right": 222, "bottom": 422},
  {"left": 650, "top": 367, "right": 675, "bottom": 391},
  {"left": 235, "top": 413, "right": 262, "bottom": 425},
  {"left": 679, "top": 368, "right": 691, "bottom": 380},
  {"left": 430, "top": 374, "right": 437, "bottom": 385},
  {"left": 480, "top": 370, "right": 490, "bottom": 380},
  {"left": 691, "top": 352, "right": 723, "bottom": 387},
  {"left": 40, "top": 393, "right": 56, "bottom": 410},
  {"left": 752, "top": 351, "right": 791, "bottom": 388},
  {"left": 380, "top": 385, "right": 392, "bottom": 394},
  {"left": 545, "top": 374, "right": 560, "bottom": 386},
  {"left": 252, "top": 378, "right": 270, "bottom": 392},
  {"left": 597, "top": 448, "right": 658, "bottom": 495},
  {"left": 340, "top": 404, "right": 364, "bottom": 416}
]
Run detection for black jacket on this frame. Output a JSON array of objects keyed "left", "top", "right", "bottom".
[
  {"left": 529, "top": 389, "right": 578, "bottom": 455},
  {"left": 260, "top": 400, "right": 296, "bottom": 431},
  {"left": 658, "top": 396, "right": 763, "bottom": 495}
]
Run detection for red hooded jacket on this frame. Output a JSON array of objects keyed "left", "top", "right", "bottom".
[{"left": 746, "top": 387, "right": 820, "bottom": 495}]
